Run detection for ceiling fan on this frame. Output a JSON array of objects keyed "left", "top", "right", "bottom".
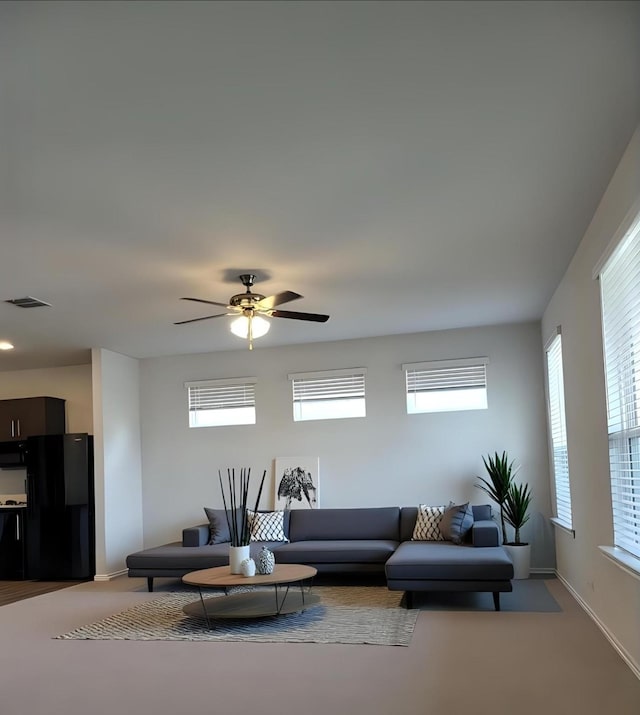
[{"left": 175, "top": 274, "right": 330, "bottom": 349}]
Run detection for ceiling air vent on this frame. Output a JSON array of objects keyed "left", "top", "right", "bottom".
[{"left": 5, "top": 296, "right": 51, "bottom": 308}]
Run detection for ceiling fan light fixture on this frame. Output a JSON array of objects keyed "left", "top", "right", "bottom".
[{"left": 230, "top": 314, "right": 270, "bottom": 340}]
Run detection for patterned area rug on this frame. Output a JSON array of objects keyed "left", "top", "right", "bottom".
[{"left": 54, "top": 586, "right": 418, "bottom": 646}]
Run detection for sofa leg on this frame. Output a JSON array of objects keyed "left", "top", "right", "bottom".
[
  {"left": 405, "top": 591, "right": 414, "bottom": 609},
  {"left": 492, "top": 592, "right": 500, "bottom": 611},
  {"left": 147, "top": 577, "right": 154, "bottom": 593}
]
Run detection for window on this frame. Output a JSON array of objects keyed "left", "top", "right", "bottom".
[
  {"left": 403, "top": 357, "right": 488, "bottom": 414},
  {"left": 289, "top": 368, "right": 366, "bottom": 422},
  {"left": 599, "top": 210, "right": 640, "bottom": 559},
  {"left": 545, "top": 330, "right": 573, "bottom": 530},
  {"left": 186, "top": 378, "right": 256, "bottom": 427}
]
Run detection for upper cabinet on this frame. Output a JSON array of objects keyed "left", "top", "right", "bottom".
[{"left": 0, "top": 397, "right": 66, "bottom": 441}]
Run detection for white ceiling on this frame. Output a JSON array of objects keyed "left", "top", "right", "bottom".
[{"left": 1, "top": 1, "right": 639, "bottom": 371}]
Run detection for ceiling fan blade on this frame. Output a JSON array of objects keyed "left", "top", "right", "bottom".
[
  {"left": 256, "top": 291, "right": 303, "bottom": 310},
  {"left": 270, "top": 309, "right": 330, "bottom": 323},
  {"left": 180, "top": 297, "right": 230, "bottom": 308},
  {"left": 174, "top": 313, "right": 228, "bottom": 325}
]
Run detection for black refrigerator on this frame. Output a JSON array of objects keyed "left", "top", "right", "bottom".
[{"left": 25, "top": 433, "right": 95, "bottom": 580}]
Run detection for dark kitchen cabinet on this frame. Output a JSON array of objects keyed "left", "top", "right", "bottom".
[
  {"left": 0, "top": 509, "right": 26, "bottom": 579},
  {"left": 0, "top": 397, "right": 65, "bottom": 442}
]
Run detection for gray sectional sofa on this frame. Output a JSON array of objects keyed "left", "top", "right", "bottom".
[{"left": 126, "top": 504, "right": 514, "bottom": 610}]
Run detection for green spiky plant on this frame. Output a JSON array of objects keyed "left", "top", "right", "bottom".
[
  {"left": 503, "top": 481, "right": 532, "bottom": 545},
  {"left": 475, "top": 451, "right": 517, "bottom": 545},
  {"left": 218, "top": 467, "right": 266, "bottom": 546}
]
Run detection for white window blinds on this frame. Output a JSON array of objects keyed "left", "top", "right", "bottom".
[
  {"left": 600, "top": 211, "right": 640, "bottom": 559},
  {"left": 288, "top": 368, "right": 367, "bottom": 422},
  {"left": 545, "top": 332, "right": 572, "bottom": 529},
  {"left": 403, "top": 358, "right": 488, "bottom": 414},
  {"left": 186, "top": 378, "right": 256, "bottom": 427}
]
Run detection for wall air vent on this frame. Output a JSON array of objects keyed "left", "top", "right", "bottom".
[{"left": 5, "top": 296, "right": 51, "bottom": 308}]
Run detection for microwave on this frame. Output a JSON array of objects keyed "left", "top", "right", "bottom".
[{"left": 0, "top": 441, "right": 27, "bottom": 469}]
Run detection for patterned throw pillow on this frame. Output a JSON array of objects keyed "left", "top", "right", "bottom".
[
  {"left": 411, "top": 505, "right": 447, "bottom": 541},
  {"left": 439, "top": 502, "right": 474, "bottom": 544},
  {"left": 247, "top": 510, "right": 289, "bottom": 542}
]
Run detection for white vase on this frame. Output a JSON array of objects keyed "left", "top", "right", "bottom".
[
  {"left": 504, "top": 543, "right": 531, "bottom": 579},
  {"left": 240, "top": 557, "right": 256, "bottom": 577},
  {"left": 229, "top": 544, "right": 251, "bottom": 574}
]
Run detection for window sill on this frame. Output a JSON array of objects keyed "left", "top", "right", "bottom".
[
  {"left": 599, "top": 546, "right": 640, "bottom": 582},
  {"left": 550, "top": 517, "right": 575, "bottom": 537}
]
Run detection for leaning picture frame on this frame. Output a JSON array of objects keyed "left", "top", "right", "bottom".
[{"left": 273, "top": 456, "right": 319, "bottom": 510}]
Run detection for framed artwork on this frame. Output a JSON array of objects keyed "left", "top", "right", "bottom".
[{"left": 273, "top": 456, "right": 319, "bottom": 510}]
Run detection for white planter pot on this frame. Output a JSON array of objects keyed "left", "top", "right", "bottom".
[
  {"left": 229, "top": 545, "right": 251, "bottom": 574},
  {"left": 504, "top": 543, "right": 531, "bottom": 580}
]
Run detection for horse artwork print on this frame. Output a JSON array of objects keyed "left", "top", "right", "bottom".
[{"left": 273, "top": 457, "right": 319, "bottom": 510}]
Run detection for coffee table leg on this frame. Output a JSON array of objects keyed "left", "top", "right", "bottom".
[
  {"left": 275, "top": 577, "right": 315, "bottom": 614},
  {"left": 274, "top": 584, "right": 293, "bottom": 614},
  {"left": 197, "top": 587, "right": 212, "bottom": 629},
  {"left": 300, "top": 575, "right": 314, "bottom": 605}
]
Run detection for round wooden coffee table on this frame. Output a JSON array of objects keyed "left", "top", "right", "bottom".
[{"left": 182, "top": 563, "right": 318, "bottom": 628}]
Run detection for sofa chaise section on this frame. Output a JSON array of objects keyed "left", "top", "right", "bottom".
[{"left": 385, "top": 505, "right": 514, "bottom": 610}]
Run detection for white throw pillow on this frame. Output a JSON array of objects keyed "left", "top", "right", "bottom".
[
  {"left": 412, "top": 505, "right": 446, "bottom": 541},
  {"left": 247, "top": 510, "right": 289, "bottom": 542}
]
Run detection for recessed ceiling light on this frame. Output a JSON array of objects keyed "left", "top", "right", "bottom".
[{"left": 0, "top": 342, "right": 14, "bottom": 350}]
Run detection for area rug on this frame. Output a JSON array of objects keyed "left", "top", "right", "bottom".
[{"left": 54, "top": 586, "right": 418, "bottom": 646}]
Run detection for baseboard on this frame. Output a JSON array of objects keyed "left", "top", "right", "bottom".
[
  {"left": 556, "top": 571, "right": 640, "bottom": 681},
  {"left": 94, "top": 569, "right": 128, "bottom": 582},
  {"left": 530, "top": 567, "right": 555, "bottom": 575}
]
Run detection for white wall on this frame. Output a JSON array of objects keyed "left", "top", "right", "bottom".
[
  {"left": 92, "top": 348, "right": 143, "bottom": 577},
  {"left": 542, "top": 126, "right": 640, "bottom": 673},
  {"left": 140, "top": 321, "right": 554, "bottom": 567}
]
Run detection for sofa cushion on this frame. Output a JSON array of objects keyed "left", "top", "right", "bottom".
[
  {"left": 204, "top": 507, "right": 233, "bottom": 544},
  {"left": 439, "top": 502, "right": 474, "bottom": 544},
  {"left": 385, "top": 542, "right": 514, "bottom": 581},
  {"left": 288, "top": 507, "right": 400, "bottom": 541},
  {"left": 248, "top": 510, "right": 289, "bottom": 542},
  {"left": 471, "top": 504, "right": 492, "bottom": 521},
  {"left": 412, "top": 505, "right": 446, "bottom": 541},
  {"left": 126, "top": 541, "right": 284, "bottom": 572},
  {"left": 272, "top": 539, "right": 398, "bottom": 564},
  {"left": 126, "top": 542, "right": 231, "bottom": 571}
]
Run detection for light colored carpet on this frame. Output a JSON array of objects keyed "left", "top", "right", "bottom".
[
  {"left": 1, "top": 576, "right": 638, "bottom": 715},
  {"left": 54, "top": 586, "right": 418, "bottom": 646}
]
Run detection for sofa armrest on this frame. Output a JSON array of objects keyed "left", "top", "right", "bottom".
[
  {"left": 471, "top": 520, "right": 500, "bottom": 547},
  {"left": 182, "top": 524, "right": 210, "bottom": 547}
]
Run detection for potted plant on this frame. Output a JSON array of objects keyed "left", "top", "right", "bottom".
[
  {"left": 502, "top": 481, "right": 532, "bottom": 579},
  {"left": 218, "top": 467, "right": 266, "bottom": 573},
  {"left": 475, "top": 451, "right": 516, "bottom": 545}
]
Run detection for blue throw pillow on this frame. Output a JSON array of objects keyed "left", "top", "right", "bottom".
[{"left": 439, "top": 502, "right": 474, "bottom": 544}]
